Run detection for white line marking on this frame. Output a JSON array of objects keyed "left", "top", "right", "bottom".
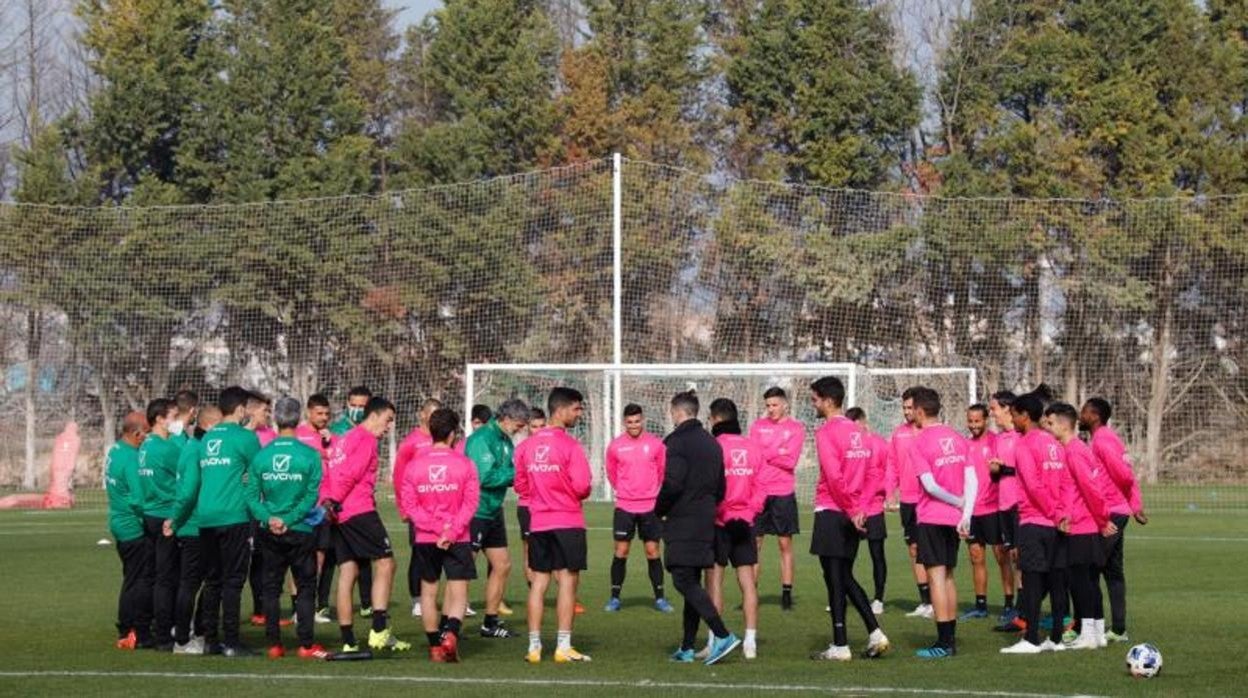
[
  {"left": 1132, "top": 535, "right": 1248, "bottom": 543},
  {"left": 0, "top": 670, "right": 1106, "bottom": 697}
]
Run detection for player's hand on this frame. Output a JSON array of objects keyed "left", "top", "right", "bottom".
[
  {"left": 1134, "top": 511, "right": 1148, "bottom": 526},
  {"left": 268, "top": 516, "right": 285, "bottom": 535},
  {"left": 884, "top": 495, "right": 899, "bottom": 512},
  {"left": 323, "top": 500, "right": 340, "bottom": 523},
  {"left": 1057, "top": 517, "right": 1071, "bottom": 534},
  {"left": 852, "top": 513, "right": 867, "bottom": 532},
  {"left": 436, "top": 535, "right": 451, "bottom": 550},
  {"left": 162, "top": 519, "right": 174, "bottom": 537},
  {"left": 988, "top": 458, "right": 1002, "bottom": 475},
  {"left": 1101, "top": 521, "right": 1119, "bottom": 537},
  {"left": 957, "top": 517, "right": 972, "bottom": 539}
]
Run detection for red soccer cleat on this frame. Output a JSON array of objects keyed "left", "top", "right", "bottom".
[
  {"left": 250, "top": 614, "right": 266, "bottom": 626},
  {"left": 429, "top": 646, "right": 448, "bottom": 663},
  {"left": 440, "top": 632, "right": 460, "bottom": 663},
  {"left": 279, "top": 617, "right": 294, "bottom": 627},
  {"left": 267, "top": 645, "right": 285, "bottom": 659},
  {"left": 574, "top": 601, "right": 586, "bottom": 615},
  {"left": 115, "top": 630, "right": 137, "bottom": 650},
  {"left": 297, "top": 644, "right": 330, "bottom": 660}
]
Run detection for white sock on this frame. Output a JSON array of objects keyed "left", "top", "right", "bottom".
[
  {"left": 556, "top": 630, "right": 572, "bottom": 651},
  {"left": 704, "top": 632, "right": 714, "bottom": 649},
  {"left": 744, "top": 629, "right": 757, "bottom": 644},
  {"left": 528, "top": 631, "right": 541, "bottom": 653},
  {"left": 1094, "top": 619, "right": 1105, "bottom": 640},
  {"left": 1080, "top": 619, "right": 1095, "bottom": 639}
]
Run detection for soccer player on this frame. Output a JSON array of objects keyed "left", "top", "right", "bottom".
[
  {"left": 471, "top": 404, "right": 493, "bottom": 430},
  {"left": 528, "top": 407, "right": 546, "bottom": 431},
  {"left": 324, "top": 396, "right": 410, "bottom": 652},
  {"left": 988, "top": 390, "right": 1020, "bottom": 630},
  {"left": 400, "top": 408, "right": 481, "bottom": 662},
  {"left": 138, "top": 397, "right": 183, "bottom": 650},
  {"left": 172, "top": 405, "right": 222, "bottom": 654},
  {"left": 395, "top": 398, "right": 449, "bottom": 618},
  {"left": 659, "top": 390, "right": 739, "bottom": 665},
  {"left": 887, "top": 388, "right": 932, "bottom": 619},
  {"left": 1046, "top": 402, "right": 1117, "bottom": 650},
  {"left": 604, "top": 403, "right": 672, "bottom": 613},
  {"left": 166, "top": 386, "right": 262, "bottom": 656},
  {"left": 248, "top": 392, "right": 277, "bottom": 446},
  {"left": 465, "top": 398, "right": 528, "bottom": 637},
  {"left": 706, "top": 398, "right": 763, "bottom": 659},
  {"left": 244, "top": 391, "right": 278, "bottom": 626},
  {"left": 329, "top": 385, "right": 372, "bottom": 436},
  {"left": 295, "top": 394, "right": 337, "bottom": 624},
  {"left": 1080, "top": 397, "right": 1147, "bottom": 643},
  {"left": 908, "top": 387, "right": 976, "bottom": 659},
  {"left": 171, "top": 389, "right": 200, "bottom": 445},
  {"left": 246, "top": 397, "right": 328, "bottom": 660},
  {"left": 749, "top": 386, "right": 805, "bottom": 610},
  {"left": 514, "top": 387, "right": 593, "bottom": 663},
  {"left": 961, "top": 403, "right": 1007, "bottom": 621},
  {"left": 517, "top": 406, "right": 546, "bottom": 587},
  {"left": 107, "top": 411, "right": 153, "bottom": 650},
  {"left": 1000, "top": 393, "right": 1071, "bottom": 654},
  {"left": 808, "top": 377, "right": 891, "bottom": 662},
  {"left": 847, "top": 407, "right": 888, "bottom": 615}
]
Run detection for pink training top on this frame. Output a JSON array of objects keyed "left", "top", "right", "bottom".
[
  {"left": 967, "top": 431, "right": 999, "bottom": 516},
  {"left": 1090, "top": 426, "right": 1143, "bottom": 516},
  {"left": 255, "top": 426, "right": 278, "bottom": 447},
  {"left": 994, "top": 430, "right": 1020, "bottom": 511},
  {"left": 749, "top": 417, "right": 805, "bottom": 497},
  {"left": 715, "top": 433, "right": 766, "bottom": 526},
  {"left": 1014, "top": 429, "right": 1068, "bottom": 528},
  {"left": 393, "top": 427, "right": 467, "bottom": 518},
  {"left": 1063, "top": 438, "right": 1111, "bottom": 536},
  {"left": 325, "top": 425, "right": 380, "bottom": 523},
  {"left": 863, "top": 432, "right": 889, "bottom": 516},
  {"left": 910, "top": 424, "right": 970, "bottom": 527},
  {"left": 294, "top": 423, "right": 335, "bottom": 498},
  {"left": 513, "top": 426, "right": 592, "bottom": 532},
  {"left": 888, "top": 423, "right": 921, "bottom": 504},
  {"left": 399, "top": 446, "right": 480, "bottom": 544},
  {"left": 605, "top": 432, "right": 666, "bottom": 514},
  {"left": 812, "top": 416, "right": 871, "bottom": 516}
]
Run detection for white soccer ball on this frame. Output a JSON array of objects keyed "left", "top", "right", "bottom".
[{"left": 1126, "top": 643, "right": 1162, "bottom": 678}]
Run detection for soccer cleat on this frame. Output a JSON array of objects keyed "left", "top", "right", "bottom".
[
  {"left": 249, "top": 614, "right": 266, "bottom": 626},
  {"left": 221, "top": 644, "right": 254, "bottom": 658},
  {"left": 959, "top": 608, "right": 990, "bottom": 621},
  {"left": 498, "top": 601, "right": 514, "bottom": 616},
  {"left": 464, "top": 603, "right": 476, "bottom": 617},
  {"left": 604, "top": 598, "right": 622, "bottom": 612},
  {"left": 871, "top": 599, "right": 885, "bottom": 615},
  {"left": 781, "top": 596, "right": 793, "bottom": 612},
  {"left": 429, "top": 646, "right": 448, "bottom": 663},
  {"left": 116, "top": 631, "right": 137, "bottom": 650},
  {"left": 1064, "top": 633, "right": 1099, "bottom": 651},
  {"left": 1038, "top": 639, "right": 1066, "bottom": 652},
  {"left": 654, "top": 598, "right": 675, "bottom": 613},
  {"left": 173, "top": 636, "right": 205, "bottom": 655},
  {"left": 994, "top": 608, "right": 1021, "bottom": 631},
  {"left": 480, "top": 621, "right": 515, "bottom": 638},
  {"left": 669, "top": 648, "right": 695, "bottom": 663},
  {"left": 915, "top": 645, "right": 956, "bottom": 659},
  {"left": 342, "top": 643, "right": 360, "bottom": 653},
  {"left": 1039, "top": 615, "right": 1072, "bottom": 632},
  {"left": 359, "top": 606, "right": 373, "bottom": 618},
  {"left": 554, "top": 646, "right": 592, "bottom": 663},
  {"left": 1000, "top": 639, "right": 1043, "bottom": 654},
  {"left": 1061, "top": 629, "right": 1079, "bottom": 644},
  {"left": 824, "top": 605, "right": 831, "bottom": 613},
  {"left": 135, "top": 635, "right": 157, "bottom": 650},
  {"left": 410, "top": 600, "right": 423, "bottom": 618},
  {"left": 314, "top": 607, "right": 332, "bottom": 624},
  {"left": 704, "top": 633, "right": 741, "bottom": 666},
  {"left": 863, "top": 629, "right": 890, "bottom": 659},
  {"left": 743, "top": 640, "right": 757, "bottom": 660},
  {"left": 810, "top": 644, "right": 852, "bottom": 661},
  {"left": 1104, "top": 630, "right": 1130, "bottom": 643},
  {"left": 905, "top": 603, "right": 934, "bottom": 619},
  {"left": 525, "top": 648, "right": 542, "bottom": 664},
  {"left": 297, "top": 644, "right": 330, "bottom": 660},
  {"left": 267, "top": 645, "right": 285, "bottom": 660},
  {"left": 574, "top": 601, "right": 586, "bottom": 615},
  {"left": 368, "top": 628, "right": 412, "bottom": 652},
  {"left": 440, "top": 632, "right": 460, "bottom": 662}
]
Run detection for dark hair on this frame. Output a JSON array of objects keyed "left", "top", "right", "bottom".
[
  {"left": 363, "top": 396, "right": 395, "bottom": 419},
  {"left": 246, "top": 391, "right": 270, "bottom": 406},
  {"left": 901, "top": 386, "right": 921, "bottom": 401},
  {"left": 347, "top": 385, "right": 372, "bottom": 400},
  {"left": 1044, "top": 402, "right": 1078, "bottom": 426},
  {"left": 1031, "top": 383, "right": 1055, "bottom": 406},
  {"left": 307, "top": 393, "right": 331, "bottom": 410},
  {"left": 671, "top": 390, "right": 699, "bottom": 416},
  {"left": 146, "top": 398, "right": 175, "bottom": 427},
  {"left": 1084, "top": 397, "right": 1112, "bottom": 424},
  {"left": 709, "top": 397, "right": 739, "bottom": 425},
  {"left": 990, "top": 390, "right": 1017, "bottom": 407},
  {"left": 1012, "top": 394, "right": 1044, "bottom": 422},
  {"left": 174, "top": 390, "right": 199, "bottom": 411},
  {"left": 529, "top": 406, "right": 546, "bottom": 420},
  {"left": 429, "top": 408, "right": 459, "bottom": 442},
  {"left": 471, "top": 404, "right": 493, "bottom": 424},
  {"left": 762, "top": 386, "right": 787, "bottom": 400},
  {"left": 845, "top": 406, "right": 866, "bottom": 422},
  {"left": 219, "top": 386, "right": 251, "bottom": 415},
  {"left": 548, "top": 387, "right": 584, "bottom": 416},
  {"left": 967, "top": 403, "right": 989, "bottom": 418},
  {"left": 810, "top": 376, "right": 846, "bottom": 407},
  {"left": 623, "top": 403, "right": 644, "bottom": 418},
  {"left": 910, "top": 386, "right": 941, "bottom": 417}
]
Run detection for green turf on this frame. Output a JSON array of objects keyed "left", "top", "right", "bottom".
[{"left": 0, "top": 503, "right": 1239, "bottom": 697}]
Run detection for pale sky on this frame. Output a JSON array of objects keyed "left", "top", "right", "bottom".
[{"left": 386, "top": 0, "right": 443, "bottom": 31}]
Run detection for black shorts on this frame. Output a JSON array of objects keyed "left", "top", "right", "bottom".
[
  {"left": 998, "top": 507, "right": 1020, "bottom": 549},
  {"left": 1065, "top": 533, "right": 1106, "bottom": 568},
  {"left": 414, "top": 543, "right": 477, "bottom": 582},
  {"left": 333, "top": 511, "right": 393, "bottom": 562},
  {"left": 470, "top": 512, "right": 508, "bottom": 551},
  {"left": 756, "top": 494, "right": 800, "bottom": 536},
  {"left": 516, "top": 505, "right": 531, "bottom": 540},
  {"left": 915, "top": 523, "right": 960, "bottom": 569},
  {"left": 968, "top": 513, "right": 1003, "bottom": 546},
  {"left": 899, "top": 502, "right": 919, "bottom": 544},
  {"left": 714, "top": 520, "right": 758, "bottom": 568},
  {"left": 315, "top": 521, "right": 334, "bottom": 551},
  {"left": 1016, "top": 524, "right": 1058, "bottom": 573},
  {"left": 864, "top": 513, "right": 887, "bottom": 541},
  {"left": 528, "top": 528, "right": 587, "bottom": 573},
  {"left": 613, "top": 508, "right": 662, "bottom": 542},
  {"left": 810, "top": 510, "right": 862, "bottom": 559}
]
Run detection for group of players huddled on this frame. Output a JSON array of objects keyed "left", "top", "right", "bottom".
[{"left": 104, "top": 374, "right": 1145, "bottom": 664}]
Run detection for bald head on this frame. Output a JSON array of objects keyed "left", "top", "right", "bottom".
[{"left": 121, "top": 411, "right": 149, "bottom": 447}]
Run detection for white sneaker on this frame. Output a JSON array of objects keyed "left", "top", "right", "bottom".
[
  {"left": 410, "top": 599, "right": 423, "bottom": 618},
  {"left": 1038, "top": 639, "right": 1066, "bottom": 652},
  {"left": 464, "top": 603, "right": 476, "bottom": 617},
  {"left": 871, "top": 599, "right": 885, "bottom": 615},
  {"left": 824, "top": 605, "right": 831, "bottom": 612},
  {"left": 743, "top": 641, "right": 757, "bottom": 659},
  {"left": 173, "top": 636, "right": 205, "bottom": 655},
  {"left": 1000, "top": 639, "right": 1043, "bottom": 654},
  {"left": 811, "top": 644, "right": 852, "bottom": 661},
  {"left": 864, "top": 628, "right": 890, "bottom": 658},
  {"left": 905, "top": 603, "right": 934, "bottom": 619},
  {"left": 314, "top": 608, "right": 332, "bottom": 624},
  {"left": 1064, "top": 633, "right": 1099, "bottom": 651}
]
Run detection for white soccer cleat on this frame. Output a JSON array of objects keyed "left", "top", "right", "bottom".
[
  {"left": 871, "top": 599, "right": 885, "bottom": 615},
  {"left": 314, "top": 608, "right": 332, "bottom": 624},
  {"left": 411, "top": 599, "right": 423, "bottom": 618},
  {"left": 1038, "top": 639, "right": 1066, "bottom": 652},
  {"left": 810, "top": 644, "right": 852, "bottom": 661},
  {"left": 1064, "top": 633, "right": 1099, "bottom": 651},
  {"left": 904, "top": 603, "right": 934, "bottom": 619},
  {"left": 464, "top": 603, "right": 476, "bottom": 617},
  {"left": 743, "top": 640, "right": 757, "bottom": 660},
  {"left": 172, "top": 636, "right": 205, "bottom": 655},
  {"left": 1000, "top": 639, "right": 1043, "bottom": 655},
  {"left": 864, "top": 628, "right": 890, "bottom": 658}
]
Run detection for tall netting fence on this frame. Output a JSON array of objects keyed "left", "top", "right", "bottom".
[{"left": 3, "top": 156, "right": 1247, "bottom": 511}]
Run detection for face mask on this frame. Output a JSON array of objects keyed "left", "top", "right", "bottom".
[
  {"left": 168, "top": 420, "right": 185, "bottom": 436},
  {"left": 347, "top": 407, "right": 365, "bottom": 424}
]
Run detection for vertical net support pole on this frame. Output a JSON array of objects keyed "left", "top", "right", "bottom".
[
  {"left": 612, "top": 153, "right": 623, "bottom": 367},
  {"left": 847, "top": 366, "right": 859, "bottom": 416},
  {"left": 464, "top": 365, "right": 476, "bottom": 437},
  {"left": 602, "top": 368, "right": 615, "bottom": 501}
]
